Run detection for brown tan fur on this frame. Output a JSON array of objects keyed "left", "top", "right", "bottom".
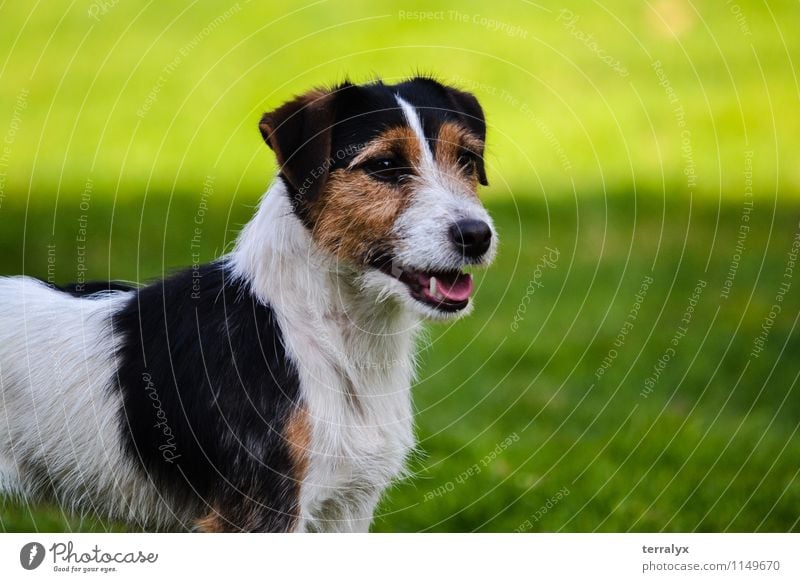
[
  {"left": 308, "top": 122, "right": 483, "bottom": 264},
  {"left": 284, "top": 405, "right": 312, "bottom": 532},
  {"left": 285, "top": 405, "right": 312, "bottom": 483},
  {"left": 308, "top": 126, "right": 424, "bottom": 264},
  {"left": 434, "top": 121, "right": 485, "bottom": 194},
  {"left": 194, "top": 510, "right": 227, "bottom": 533}
]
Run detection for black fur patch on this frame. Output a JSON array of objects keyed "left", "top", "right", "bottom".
[
  {"left": 264, "top": 77, "right": 488, "bottom": 223},
  {"left": 112, "top": 262, "right": 303, "bottom": 532},
  {"left": 329, "top": 78, "right": 487, "bottom": 172}
]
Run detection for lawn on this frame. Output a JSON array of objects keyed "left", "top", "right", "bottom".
[
  {"left": 0, "top": 1, "right": 798, "bottom": 202},
  {"left": 0, "top": 191, "right": 798, "bottom": 532},
  {"left": 0, "top": 0, "right": 798, "bottom": 532}
]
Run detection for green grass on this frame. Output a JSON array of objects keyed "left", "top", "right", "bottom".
[
  {"left": 0, "top": 0, "right": 798, "bottom": 532},
  {"left": 0, "top": 192, "right": 798, "bottom": 532},
  {"left": 0, "top": 1, "right": 798, "bottom": 201}
]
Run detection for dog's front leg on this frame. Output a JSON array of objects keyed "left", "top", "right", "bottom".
[
  {"left": 194, "top": 482, "right": 303, "bottom": 533},
  {"left": 0, "top": 451, "right": 22, "bottom": 496},
  {"left": 330, "top": 489, "right": 382, "bottom": 533}
]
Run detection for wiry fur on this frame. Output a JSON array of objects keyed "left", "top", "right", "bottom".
[{"left": 0, "top": 77, "right": 495, "bottom": 532}]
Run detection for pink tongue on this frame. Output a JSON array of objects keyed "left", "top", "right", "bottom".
[{"left": 435, "top": 273, "right": 473, "bottom": 302}]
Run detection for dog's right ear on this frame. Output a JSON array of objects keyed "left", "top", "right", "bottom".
[{"left": 259, "top": 89, "right": 334, "bottom": 202}]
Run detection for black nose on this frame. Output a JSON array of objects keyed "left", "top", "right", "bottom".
[{"left": 449, "top": 219, "right": 492, "bottom": 259}]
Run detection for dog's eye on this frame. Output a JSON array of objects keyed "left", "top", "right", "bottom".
[
  {"left": 457, "top": 150, "right": 479, "bottom": 177},
  {"left": 362, "top": 157, "right": 409, "bottom": 184}
]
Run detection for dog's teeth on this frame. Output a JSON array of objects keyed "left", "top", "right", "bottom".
[
  {"left": 429, "top": 277, "right": 437, "bottom": 295},
  {"left": 391, "top": 263, "right": 403, "bottom": 278}
]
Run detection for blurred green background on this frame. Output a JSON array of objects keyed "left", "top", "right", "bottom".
[{"left": 0, "top": 1, "right": 798, "bottom": 532}]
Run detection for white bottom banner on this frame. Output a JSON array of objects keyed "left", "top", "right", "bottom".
[{"left": 0, "top": 533, "right": 797, "bottom": 580}]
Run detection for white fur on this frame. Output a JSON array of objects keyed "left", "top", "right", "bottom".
[{"left": 0, "top": 278, "right": 179, "bottom": 528}]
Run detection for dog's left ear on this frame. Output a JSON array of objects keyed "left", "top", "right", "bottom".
[
  {"left": 259, "top": 89, "right": 334, "bottom": 202},
  {"left": 444, "top": 87, "right": 489, "bottom": 186}
]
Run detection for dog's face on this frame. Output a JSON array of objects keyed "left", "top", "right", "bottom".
[{"left": 259, "top": 77, "right": 496, "bottom": 320}]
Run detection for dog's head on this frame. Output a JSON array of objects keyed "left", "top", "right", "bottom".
[{"left": 259, "top": 77, "right": 496, "bottom": 320}]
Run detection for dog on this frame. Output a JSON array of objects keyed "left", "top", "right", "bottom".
[{"left": 0, "top": 77, "right": 497, "bottom": 532}]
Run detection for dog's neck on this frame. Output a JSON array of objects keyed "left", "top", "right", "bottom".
[{"left": 228, "top": 179, "right": 421, "bottom": 378}]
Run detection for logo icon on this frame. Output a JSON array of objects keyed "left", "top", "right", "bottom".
[{"left": 19, "top": 542, "right": 46, "bottom": 570}]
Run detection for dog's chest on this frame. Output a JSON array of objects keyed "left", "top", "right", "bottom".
[
  {"left": 306, "top": 383, "right": 412, "bottom": 500},
  {"left": 287, "top": 314, "right": 417, "bottom": 526}
]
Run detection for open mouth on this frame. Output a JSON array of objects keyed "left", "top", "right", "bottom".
[{"left": 380, "top": 263, "right": 474, "bottom": 312}]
